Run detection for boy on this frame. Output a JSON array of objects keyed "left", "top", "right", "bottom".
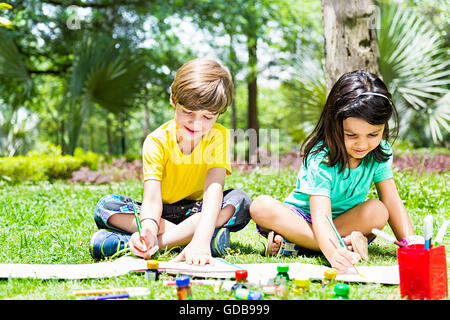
[{"left": 90, "top": 58, "right": 251, "bottom": 265}]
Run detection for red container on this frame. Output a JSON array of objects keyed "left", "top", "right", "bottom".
[{"left": 397, "top": 244, "right": 448, "bottom": 300}]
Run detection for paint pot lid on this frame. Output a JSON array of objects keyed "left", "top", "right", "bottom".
[
  {"left": 248, "top": 291, "right": 262, "bottom": 300},
  {"left": 235, "top": 269, "right": 248, "bottom": 280},
  {"left": 334, "top": 283, "right": 350, "bottom": 296},
  {"left": 294, "top": 277, "right": 310, "bottom": 288},
  {"left": 147, "top": 260, "right": 159, "bottom": 269},
  {"left": 175, "top": 275, "right": 190, "bottom": 287},
  {"left": 277, "top": 265, "right": 289, "bottom": 273},
  {"left": 324, "top": 268, "right": 337, "bottom": 279}
]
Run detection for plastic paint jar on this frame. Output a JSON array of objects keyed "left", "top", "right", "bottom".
[
  {"left": 235, "top": 269, "right": 248, "bottom": 284},
  {"left": 145, "top": 260, "right": 159, "bottom": 281},
  {"left": 321, "top": 268, "right": 337, "bottom": 288},
  {"left": 333, "top": 283, "right": 350, "bottom": 300},
  {"left": 293, "top": 277, "right": 310, "bottom": 294},
  {"left": 275, "top": 265, "right": 290, "bottom": 284},
  {"left": 235, "top": 287, "right": 262, "bottom": 300},
  {"left": 176, "top": 275, "right": 192, "bottom": 300}
]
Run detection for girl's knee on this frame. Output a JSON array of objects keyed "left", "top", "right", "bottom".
[
  {"left": 366, "top": 199, "right": 389, "bottom": 227},
  {"left": 250, "top": 195, "right": 275, "bottom": 218}
]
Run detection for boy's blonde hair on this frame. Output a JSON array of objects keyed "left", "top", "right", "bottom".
[{"left": 170, "top": 58, "right": 234, "bottom": 115}]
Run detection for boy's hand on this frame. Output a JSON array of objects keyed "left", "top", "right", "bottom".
[
  {"left": 330, "top": 247, "right": 360, "bottom": 273},
  {"left": 171, "top": 241, "right": 214, "bottom": 266},
  {"left": 129, "top": 225, "right": 159, "bottom": 260}
]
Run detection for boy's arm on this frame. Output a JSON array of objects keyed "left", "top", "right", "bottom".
[
  {"left": 376, "top": 178, "right": 414, "bottom": 241},
  {"left": 129, "top": 179, "right": 162, "bottom": 259},
  {"left": 309, "top": 195, "right": 359, "bottom": 272},
  {"left": 173, "top": 166, "right": 226, "bottom": 265}
]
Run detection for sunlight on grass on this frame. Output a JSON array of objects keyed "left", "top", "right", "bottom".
[{"left": 0, "top": 169, "right": 448, "bottom": 299}]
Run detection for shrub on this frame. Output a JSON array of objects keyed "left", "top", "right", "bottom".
[{"left": 0, "top": 148, "right": 101, "bottom": 183}]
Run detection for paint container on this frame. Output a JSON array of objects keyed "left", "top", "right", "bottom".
[
  {"left": 221, "top": 280, "right": 247, "bottom": 292},
  {"left": 293, "top": 277, "right": 309, "bottom": 294},
  {"left": 397, "top": 244, "right": 448, "bottom": 300},
  {"left": 263, "top": 280, "right": 288, "bottom": 299},
  {"left": 333, "top": 283, "right": 349, "bottom": 300},
  {"left": 234, "top": 287, "right": 262, "bottom": 300},
  {"left": 321, "top": 268, "right": 337, "bottom": 288},
  {"left": 176, "top": 275, "right": 192, "bottom": 300},
  {"left": 235, "top": 269, "right": 248, "bottom": 284},
  {"left": 262, "top": 285, "right": 278, "bottom": 295},
  {"left": 145, "top": 260, "right": 159, "bottom": 281},
  {"left": 275, "top": 265, "right": 290, "bottom": 284},
  {"left": 222, "top": 269, "right": 248, "bottom": 293}
]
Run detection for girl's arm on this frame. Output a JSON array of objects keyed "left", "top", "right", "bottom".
[
  {"left": 376, "top": 178, "right": 414, "bottom": 241},
  {"left": 173, "top": 166, "right": 226, "bottom": 265},
  {"left": 130, "top": 179, "right": 162, "bottom": 258},
  {"left": 310, "top": 195, "right": 360, "bottom": 272}
]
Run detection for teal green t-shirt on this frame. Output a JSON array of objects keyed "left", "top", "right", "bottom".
[{"left": 284, "top": 141, "right": 393, "bottom": 218}]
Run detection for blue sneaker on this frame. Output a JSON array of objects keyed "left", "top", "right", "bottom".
[
  {"left": 210, "top": 227, "right": 230, "bottom": 257},
  {"left": 90, "top": 229, "right": 131, "bottom": 260}
]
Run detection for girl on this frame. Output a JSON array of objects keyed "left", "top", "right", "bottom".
[{"left": 250, "top": 70, "right": 416, "bottom": 272}]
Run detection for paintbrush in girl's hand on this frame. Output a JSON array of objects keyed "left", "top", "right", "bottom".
[{"left": 326, "top": 215, "right": 362, "bottom": 276}]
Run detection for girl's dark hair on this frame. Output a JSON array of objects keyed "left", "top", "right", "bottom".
[{"left": 301, "top": 70, "right": 399, "bottom": 172}]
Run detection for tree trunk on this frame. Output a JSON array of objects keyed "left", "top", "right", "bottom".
[
  {"left": 106, "top": 116, "right": 112, "bottom": 156},
  {"left": 120, "top": 114, "right": 126, "bottom": 155},
  {"left": 247, "top": 34, "right": 259, "bottom": 162},
  {"left": 227, "top": 32, "right": 238, "bottom": 161},
  {"left": 144, "top": 101, "right": 150, "bottom": 137},
  {"left": 321, "top": 0, "right": 381, "bottom": 93},
  {"left": 60, "top": 119, "right": 65, "bottom": 155}
]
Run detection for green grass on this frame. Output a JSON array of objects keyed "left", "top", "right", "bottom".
[{"left": 0, "top": 168, "right": 448, "bottom": 300}]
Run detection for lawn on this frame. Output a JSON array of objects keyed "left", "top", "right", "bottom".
[{"left": 0, "top": 168, "right": 448, "bottom": 300}]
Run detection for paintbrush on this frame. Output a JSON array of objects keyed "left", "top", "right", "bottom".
[
  {"left": 132, "top": 199, "right": 147, "bottom": 251},
  {"left": 371, "top": 228, "right": 406, "bottom": 247},
  {"left": 326, "top": 215, "right": 361, "bottom": 276},
  {"left": 434, "top": 220, "right": 448, "bottom": 247}
]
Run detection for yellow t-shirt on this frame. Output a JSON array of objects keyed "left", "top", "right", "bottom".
[{"left": 142, "top": 120, "right": 232, "bottom": 204}]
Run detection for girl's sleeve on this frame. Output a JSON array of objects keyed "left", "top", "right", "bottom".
[
  {"left": 142, "top": 136, "right": 165, "bottom": 181},
  {"left": 374, "top": 143, "right": 394, "bottom": 183},
  {"left": 298, "top": 155, "right": 333, "bottom": 197}
]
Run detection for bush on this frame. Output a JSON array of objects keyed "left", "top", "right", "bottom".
[{"left": 0, "top": 148, "right": 101, "bottom": 183}]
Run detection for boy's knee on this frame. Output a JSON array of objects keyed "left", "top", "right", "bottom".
[
  {"left": 221, "top": 189, "right": 251, "bottom": 232},
  {"left": 250, "top": 195, "right": 274, "bottom": 219}
]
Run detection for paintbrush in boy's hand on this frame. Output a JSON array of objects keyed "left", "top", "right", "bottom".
[{"left": 132, "top": 199, "right": 147, "bottom": 251}]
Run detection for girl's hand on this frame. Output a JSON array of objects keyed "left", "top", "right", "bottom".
[
  {"left": 129, "top": 225, "right": 159, "bottom": 259},
  {"left": 330, "top": 247, "right": 360, "bottom": 273}
]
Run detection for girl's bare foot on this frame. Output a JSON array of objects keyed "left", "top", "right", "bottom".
[{"left": 265, "top": 231, "right": 284, "bottom": 256}]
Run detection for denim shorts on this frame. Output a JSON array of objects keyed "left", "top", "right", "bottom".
[{"left": 94, "top": 188, "right": 252, "bottom": 234}]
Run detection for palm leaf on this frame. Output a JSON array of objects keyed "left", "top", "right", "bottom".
[
  {"left": 0, "top": 30, "right": 32, "bottom": 104},
  {"left": 378, "top": 1, "right": 449, "bottom": 144},
  {"left": 69, "top": 36, "right": 145, "bottom": 113},
  {"left": 428, "top": 93, "right": 450, "bottom": 143},
  {"left": 282, "top": 55, "right": 326, "bottom": 142},
  {"left": 65, "top": 36, "right": 146, "bottom": 154}
]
